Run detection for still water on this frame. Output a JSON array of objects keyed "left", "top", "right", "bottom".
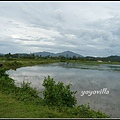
[{"left": 8, "top": 62, "right": 120, "bottom": 118}]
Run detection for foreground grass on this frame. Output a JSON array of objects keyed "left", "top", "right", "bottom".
[
  {"left": 0, "top": 91, "right": 69, "bottom": 118},
  {"left": 0, "top": 85, "right": 109, "bottom": 118}
]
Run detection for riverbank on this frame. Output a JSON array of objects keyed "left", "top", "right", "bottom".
[
  {"left": 0, "top": 58, "right": 60, "bottom": 70},
  {"left": 1, "top": 58, "right": 120, "bottom": 71}
]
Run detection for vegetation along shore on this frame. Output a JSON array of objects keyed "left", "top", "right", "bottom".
[{"left": 1, "top": 53, "right": 119, "bottom": 118}]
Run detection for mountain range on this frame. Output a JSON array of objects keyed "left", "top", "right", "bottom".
[
  {"left": 1, "top": 51, "right": 120, "bottom": 62},
  {"left": 34, "top": 51, "right": 83, "bottom": 58}
]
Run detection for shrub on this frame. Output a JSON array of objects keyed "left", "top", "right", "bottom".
[
  {"left": 42, "top": 75, "right": 77, "bottom": 107},
  {"left": 0, "top": 68, "right": 42, "bottom": 104},
  {"left": 20, "top": 81, "right": 39, "bottom": 98},
  {"left": 67, "top": 103, "right": 109, "bottom": 118},
  {"left": 0, "top": 68, "right": 15, "bottom": 91}
]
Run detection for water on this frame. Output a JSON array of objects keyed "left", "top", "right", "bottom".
[{"left": 8, "top": 62, "right": 120, "bottom": 118}]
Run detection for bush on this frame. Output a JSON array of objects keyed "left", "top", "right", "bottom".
[
  {"left": 0, "top": 68, "right": 42, "bottom": 105},
  {"left": 65, "top": 103, "right": 109, "bottom": 118},
  {"left": 0, "top": 68, "right": 16, "bottom": 91},
  {"left": 20, "top": 81, "right": 39, "bottom": 98},
  {"left": 42, "top": 75, "right": 77, "bottom": 107}
]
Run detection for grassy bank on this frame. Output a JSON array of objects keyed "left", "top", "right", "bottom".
[
  {"left": 0, "top": 57, "right": 120, "bottom": 70},
  {"left": 0, "top": 91, "right": 69, "bottom": 118},
  {"left": 0, "top": 58, "right": 60, "bottom": 70},
  {"left": 68, "top": 59, "right": 120, "bottom": 65},
  {"left": 0, "top": 67, "right": 109, "bottom": 118}
]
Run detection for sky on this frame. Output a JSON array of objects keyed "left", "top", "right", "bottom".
[{"left": 0, "top": 1, "right": 120, "bottom": 57}]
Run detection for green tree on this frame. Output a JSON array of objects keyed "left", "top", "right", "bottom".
[
  {"left": 5, "top": 52, "right": 12, "bottom": 59},
  {"left": 42, "top": 76, "right": 77, "bottom": 107}
]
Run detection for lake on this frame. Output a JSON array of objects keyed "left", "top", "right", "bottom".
[{"left": 8, "top": 62, "right": 120, "bottom": 118}]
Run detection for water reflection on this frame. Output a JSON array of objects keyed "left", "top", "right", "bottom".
[{"left": 8, "top": 62, "right": 120, "bottom": 118}]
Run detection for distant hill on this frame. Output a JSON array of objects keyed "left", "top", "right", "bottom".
[
  {"left": 106, "top": 55, "right": 120, "bottom": 62},
  {"left": 34, "top": 51, "right": 83, "bottom": 58},
  {"left": 0, "top": 53, "right": 4, "bottom": 56},
  {"left": 34, "top": 51, "right": 56, "bottom": 57},
  {"left": 56, "top": 51, "right": 83, "bottom": 58},
  {"left": 15, "top": 53, "right": 29, "bottom": 57}
]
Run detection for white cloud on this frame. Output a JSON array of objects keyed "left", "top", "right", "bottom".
[
  {"left": 65, "top": 34, "right": 77, "bottom": 39},
  {"left": 11, "top": 34, "right": 21, "bottom": 39}
]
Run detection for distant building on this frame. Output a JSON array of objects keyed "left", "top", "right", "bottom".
[{"left": 97, "top": 60, "right": 103, "bottom": 62}]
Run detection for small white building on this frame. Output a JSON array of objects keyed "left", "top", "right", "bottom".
[{"left": 97, "top": 60, "right": 103, "bottom": 62}]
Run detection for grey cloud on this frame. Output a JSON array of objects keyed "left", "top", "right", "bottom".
[{"left": 1, "top": 2, "right": 120, "bottom": 56}]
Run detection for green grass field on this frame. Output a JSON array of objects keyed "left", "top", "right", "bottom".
[{"left": 0, "top": 91, "right": 70, "bottom": 118}]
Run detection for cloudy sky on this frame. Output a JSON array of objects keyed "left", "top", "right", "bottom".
[{"left": 0, "top": 1, "right": 120, "bottom": 57}]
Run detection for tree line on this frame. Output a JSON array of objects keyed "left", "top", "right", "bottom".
[{"left": 0, "top": 53, "right": 120, "bottom": 62}]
